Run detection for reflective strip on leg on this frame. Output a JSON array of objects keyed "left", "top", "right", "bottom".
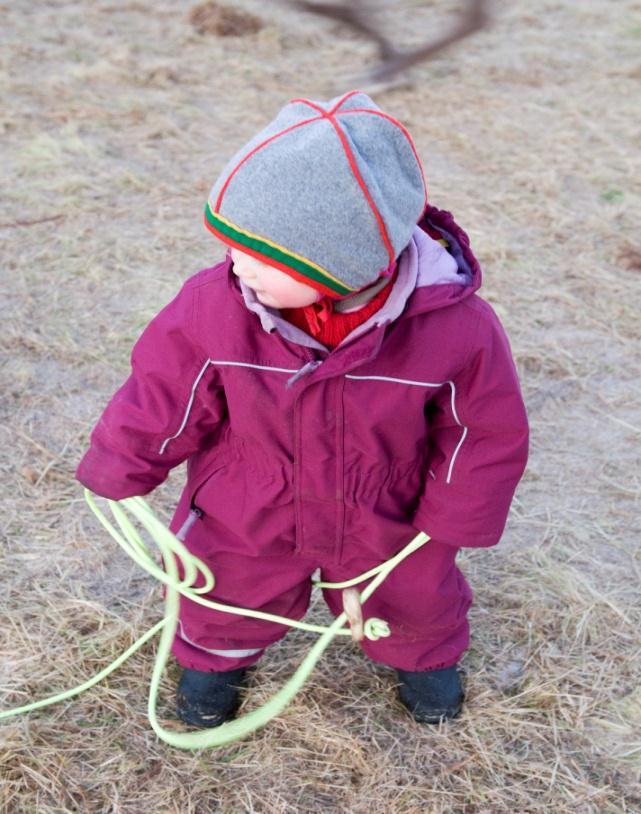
[
  {"left": 178, "top": 621, "right": 263, "bottom": 657},
  {"left": 204, "top": 648, "right": 264, "bottom": 658}
]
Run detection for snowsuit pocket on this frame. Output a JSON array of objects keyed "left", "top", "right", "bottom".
[{"left": 188, "top": 443, "right": 295, "bottom": 556}]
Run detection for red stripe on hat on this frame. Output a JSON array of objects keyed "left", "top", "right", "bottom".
[
  {"left": 326, "top": 115, "right": 395, "bottom": 265},
  {"left": 214, "top": 115, "right": 324, "bottom": 211},
  {"left": 290, "top": 91, "right": 365, "bottom": 118},
  {"left": 288, "top": 97, "right": 326, "bottom": 115},
  {"left": 336, "top": 107, "right": 428, "bottom": 213},
  {"left": 328, "top": 90, "right": 364, "bottom": 115},
  {"left": 203, "top": 214, "right": 342, "bottom": 299}
]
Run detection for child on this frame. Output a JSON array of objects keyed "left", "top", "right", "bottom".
[{"left": 75, "top": 91, "right": 529, "bottom": 729}]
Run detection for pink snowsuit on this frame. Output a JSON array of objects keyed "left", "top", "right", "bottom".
[{"left": 75, "top": 205, "right": 529, "bottom": 673}]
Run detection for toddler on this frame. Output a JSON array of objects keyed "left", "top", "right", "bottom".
[{"left": 76, "top": 91, "right": 529, "bottom": 728}]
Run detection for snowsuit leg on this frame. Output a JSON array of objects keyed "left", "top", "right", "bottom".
[
  {"left": 320, "top": 538, "right": 473, "bottom": 671},
  {"left": 166, "top": 503, "right": 471, "bottom": 673},
  {"left": 169, "top": 542, "right": 471, "bottom": 673},
  {"left": 168, "top": 532, "right": 318, "bottom": 672}
]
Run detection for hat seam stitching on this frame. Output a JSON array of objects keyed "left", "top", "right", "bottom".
[
  {"left": 329, "top": 89, "right": 362, "bottom": 115},
  {"left": 325, "top": 114, "right": 395, "bottom": 264},
  {"left": 213, "top": 114, "right": 324, "bottom": 211},
  {"left": 335, "top": 107, "right": 428, "bottom": 212},
  {"left": 288, "top": 97, "right": 326, "bottom": 116}
]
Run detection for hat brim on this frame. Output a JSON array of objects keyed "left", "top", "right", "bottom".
[{"left": 204, "top": 204, "right": 355, "bottom": 298}]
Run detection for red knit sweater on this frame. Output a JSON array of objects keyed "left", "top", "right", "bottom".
[{"left": 280, "top": 265, "right": 399, "bottom": 350}]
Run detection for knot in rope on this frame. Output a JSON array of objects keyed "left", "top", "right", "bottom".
[{"left": 363, "top": 618, "right": 390, "bottom": 641}]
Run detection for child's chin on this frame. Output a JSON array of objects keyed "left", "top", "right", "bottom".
[
  {"left": 256, "top": 290, "right": 317, "bottom": 309},
  {"left": 255, "top": 291, "right": 277, "bottom": 306},
  {"left": 256, "top": 292, "right": 292, "bottom": 308}
]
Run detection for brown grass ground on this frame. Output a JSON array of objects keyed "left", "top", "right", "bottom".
[{"left": 1, "top": 0, "right": 640, "bottom": 811}]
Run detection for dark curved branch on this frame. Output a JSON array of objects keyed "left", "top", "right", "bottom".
[{"left": 285, "top": 0, "right": 492, "bottom": 84}]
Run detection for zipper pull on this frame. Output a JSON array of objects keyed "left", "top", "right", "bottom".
[{"left": 286, "top": 359, "right": 322, "bottom": 388}]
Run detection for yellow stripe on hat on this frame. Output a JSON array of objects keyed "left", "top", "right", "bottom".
[{"left": 208, "top": 203, "right": 357, "bottom": 292}]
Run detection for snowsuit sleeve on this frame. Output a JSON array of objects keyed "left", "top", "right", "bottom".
[
  {"left": 75, "top": 282, "right": 227, "bottom": 500},
  {"left": 413, "top": 300, "right": 529, "bottom": 548}
]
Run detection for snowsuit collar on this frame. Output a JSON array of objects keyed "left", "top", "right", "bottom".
[
  {"left": 230, "top": 237, "right": 419, "bottom": 353},
  {"left": 226, "top": 206, "right": 482, "bottom": 348}
]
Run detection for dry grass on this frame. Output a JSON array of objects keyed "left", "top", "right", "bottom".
[{"left": 1, "top": 0, "right": 641, "bottom": 811}]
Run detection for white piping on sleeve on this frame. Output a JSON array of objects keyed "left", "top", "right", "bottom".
[
  {"left": 209, "top": 360, "right": 299, "bottom": 373},
  {"left": 445, "top": 380, "right": 467, "bottom": 483},
  {"left": 345, "top": 374, "right": 446, "bottom": 388},
  {"left": 345, "top": 374, "right": 467, "bottom": 484},
  {"left": 159, "top": 358, "right": 213, "bottom": 455},
  {"left": 159, "top": 359, "right": 302, "bottom": 455},
  {"left": 446, "top": 426, "right": 468, "bottom": 484}
]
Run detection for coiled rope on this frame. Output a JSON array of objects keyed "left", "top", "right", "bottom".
[{"left": 0, "top": 489, "right": 430, "bottom": 750}]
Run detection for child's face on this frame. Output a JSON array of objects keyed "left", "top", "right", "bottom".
[{"left": 230, "top": 248, "right": 320, "bottom": 308}]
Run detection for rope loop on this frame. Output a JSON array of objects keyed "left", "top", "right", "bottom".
[
  {"left": 363, "top": 618, "right": 390, "bottom": 641},
  {"left": 0, "top": 490, "right": 430, "bottom": 750}
]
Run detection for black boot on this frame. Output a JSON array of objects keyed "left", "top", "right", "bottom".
[
  {"left": 396, "top": 666, "right": 464, "bottom": 724},
  {"left": 175, "top": 667, "right": 248, "bottom": 729}
]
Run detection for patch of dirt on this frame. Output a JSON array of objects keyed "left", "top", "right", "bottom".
[{"left": 188, "top": 2, "right": 264, "bottom": 37}]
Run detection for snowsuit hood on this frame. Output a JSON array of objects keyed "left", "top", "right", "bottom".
[{"left": 233, "top": 206, "right": 481, "bottom": 386}]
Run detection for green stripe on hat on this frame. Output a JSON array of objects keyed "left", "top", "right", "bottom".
[{"left": 204, "top": 203, "right": 354, "bottom": 296}]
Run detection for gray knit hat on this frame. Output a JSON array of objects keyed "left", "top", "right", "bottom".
[{"left": 204, "top": 90, "right": 427, "bottom": 298}]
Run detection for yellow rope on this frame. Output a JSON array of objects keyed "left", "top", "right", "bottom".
[{"left": 0, "top": 489, "right": 430, "bottom": 750}]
